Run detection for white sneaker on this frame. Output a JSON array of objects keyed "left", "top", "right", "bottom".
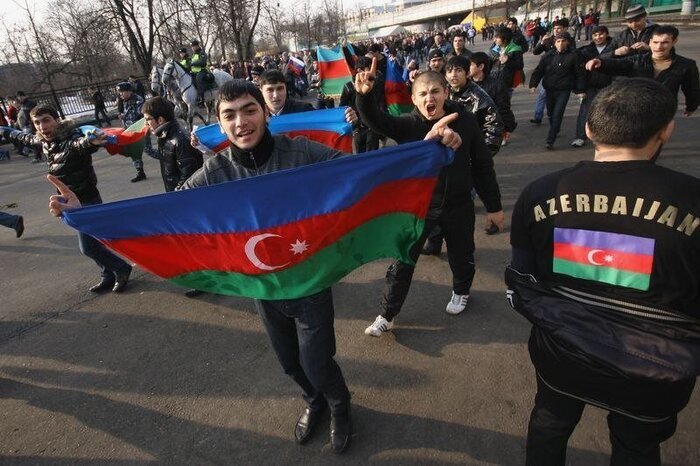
[
  {"left": 364, "top": 315, "right": 393, "bottom": 337},
  {"left": 446, "top": 292, "right": 469, "bottom": 315},
  {"left": 571, "top": 139, "right": 585, "bottom": 147}
]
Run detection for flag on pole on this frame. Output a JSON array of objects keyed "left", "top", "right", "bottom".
[
  {"left": 61, "top": 140, "right": 454, "bottom": 300},
  {"left": 194, "top": 107, "right": 353, "bottom": 154},
  {"left": 80, "top": 118, "right": 149, "bottom": 159},
  {"left": 385, "top": 59, "right": 413, "bottom": 116},
  {"left": 316, "top": 45, "right": 352, "bottom": 97}
]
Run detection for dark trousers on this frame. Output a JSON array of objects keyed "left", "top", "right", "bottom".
[
  {"left": 255, "top": 288, "right": 351, "bottom": 415},
  {"left": 352, "top": 126, "right": 380, "bottom": 154},
  {"left": 526, "top": 376, "right": 677, "bottom": 466},
  {"left": 545, "top": 90, "right": 571, "bottom": 145},
  {"left": 78, "top": 196, "right": 131, "bottom": 279},
  {"left": 381, "top": 202, "right": 476, "bottom": 321},
  {"left": 575, "top": 87, "right": 602, "bottom": 140},
  {"left": 94, "top": 106, "right": 111, "bottom": 127}
]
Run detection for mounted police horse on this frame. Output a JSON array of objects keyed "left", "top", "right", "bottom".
[
  {"left": 161, "top": 59, "right": 233, "bottom": 130},
  {"left": 150, "top": 64, "right": 187, "bottom": 119}
]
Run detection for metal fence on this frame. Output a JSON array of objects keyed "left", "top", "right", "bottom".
[{"left": 1, "top": 76, "right": 148, "bottom": 121}]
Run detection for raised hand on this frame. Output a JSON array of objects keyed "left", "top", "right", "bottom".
[
  {"left": 424, "top": 113, "right": 462, "bottom": 150},
  {"left": 47, "top": 174, "right": 82, "bottom": 217},
  {"left": 354, "top": 56, "right": 377, "bottom": 95}
]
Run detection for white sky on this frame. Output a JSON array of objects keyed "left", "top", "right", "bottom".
[{"left": 0, "top": 0, "right": 368, "bottom": 28}]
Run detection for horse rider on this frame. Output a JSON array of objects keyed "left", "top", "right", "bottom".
[
  {"left": 178, "top": 47, "right": 191, "bottom": 72},
  {"left": 190, "top": 39, "right": 208, "bottom": 105}
]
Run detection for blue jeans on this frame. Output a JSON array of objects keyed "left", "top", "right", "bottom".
[
  {"left": 534, "top": 84, "right": 547, "bottom": 121},
  {"left": 78, "top": 196, "right": 131, "bottom": 279},
  {"left": 0, "top": 211, "right": 20, "bottom": 230},
  {"left": 545, "top": 90, "right": 571, "bottom": 145},
  {"left": 255, "top": 288, "right": 351, "bottom": 415},
  {"left": 575, "top": 87, "right": 602, "bottom": 140}
]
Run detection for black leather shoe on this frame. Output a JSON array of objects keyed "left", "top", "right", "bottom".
[
  {"left": 89, "top": 276, "right": 115, "bottom": 293},
  {"left": 14, "top": 216, "right": 24, "bottom": 238},
  {"left": 294, "top": 407, "right": 325, "bottom": 444},
  {"left": 330, "top": 410, "right": 351, "bottom": 454},
  {"left": 421, "top": 242, "right": 442, "bottom": 256},
  {"left": 185, "top": 289, "right": 205, "bottom": 298},
  {"left": 130, "top": 170, "right": 146, "bottom": 183},
  {"left": 112, "top": 266, "right": 132, "bottom": 293}
]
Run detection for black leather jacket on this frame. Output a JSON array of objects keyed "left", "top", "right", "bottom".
[
  {"left": 576, "top": 38, "right": 617, "bottom": 90},
  {"left": 615, "top": 22, "right": 658, "bottom": 52},
  {"left": 150, "top": 121, "right": 204, "bottom": 192},
  {"left": 474, "top": 74, "right": 517, "bottom": 133},
  {"left": 4, "top": 121, "right": 100, "bottom": 202},
  {"left": 450, "top": 82, "right": 504, "bottom": 155},
  {"left": 598, "top": 51, "right": 700, "bottom": 112}
]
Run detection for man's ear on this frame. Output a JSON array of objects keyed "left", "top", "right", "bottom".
[
  {"left": 659, "top": 119, "right": 675, "bottom": 144},
  {"left": 584, "top": 122, "right": 593, "bottom": 141}
]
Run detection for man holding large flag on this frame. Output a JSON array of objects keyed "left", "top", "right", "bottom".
[
  {"left": 506, "top": 78, "right": 700, "bottom": 465},
  {"left": 47, "top": 79, "right": 461, "bottom": 455},
  {"left": 3, "top": 105, "right": 133, "bottom": 293},
  {"left": 355, "top": 61, "right": 505, "bottom": 336}
]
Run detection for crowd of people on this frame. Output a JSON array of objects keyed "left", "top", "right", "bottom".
[{"left": 2, "top": 4, "right": 700, "bottom": 464}]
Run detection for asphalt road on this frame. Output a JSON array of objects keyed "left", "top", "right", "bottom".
[{"left": 1, "top": 28, "right": 699, "bottom": 465}]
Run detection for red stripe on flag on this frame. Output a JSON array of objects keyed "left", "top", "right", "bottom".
[
  {"left": 104, "top": 178, "right": 436, "bottom": 278},
  {"left": 285, "top": 130, "right": 352, "bottom": 153},
  {"left": 318, "top": 60, "right": 351, "bottom": 80},
  {"left": 385, "top": 81, "right": 412, "bottom": 106},
  {"left": 553, "top": 243, "right": 653, "bottom": 275}
]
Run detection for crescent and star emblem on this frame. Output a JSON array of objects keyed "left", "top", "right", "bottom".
[
  {"left": 587, "top": 249, "right": 614, "bottom": 266},
  {"left": 244, "top": 234, "right": 309, "bottom": 271}
]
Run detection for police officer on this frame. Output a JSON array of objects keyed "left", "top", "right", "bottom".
[
  {"left": 177, "top": 47, "right": 190, "bottom": 71},
  {"left": 507, "top": 78, "right": 700, "bottom": 466},
  {"left": 190, "top": 39, "right": 208, "bottom": 103}
]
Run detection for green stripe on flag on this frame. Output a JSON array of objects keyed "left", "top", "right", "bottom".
[
  {"left": 552, "top": 258, "right": 650, "bottom": 291},
  {"left": 387, "top": 104, "right": 414, "bottom": 116},
  {"left": 123, "top": 118, "right": 148, "bottom": 160},
  {"left": 320, "top": 77, "right": 350, "bottom": 97},
  {"left": 171, "top": 213, "right": 425, "bottom": 299}
]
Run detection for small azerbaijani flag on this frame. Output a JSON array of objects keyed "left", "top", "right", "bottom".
[
  {"left": 194, "top": 107, "right": 353, "bottom": 154},
  {"left": 316, "top": 45, "right": 352, "bottom": 97},
  {"left": 61, "top": 140, "right": 454, "bottom": 300},
  {"left": 80, "top": 118, "right": 149, "bottom": 159},
  {"left": 385, "top": 59, "right": 413, "bottom": 116},
  {"left": 552, "top": 227, "right": 655, "bottom": 291}
]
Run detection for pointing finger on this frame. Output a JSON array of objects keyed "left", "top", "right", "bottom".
[
  {"left": 432, "top": 112, "right": 459, "bottom": 130},
  {"left": 370, "top": 56, "right": 377, "bottom": 75}
]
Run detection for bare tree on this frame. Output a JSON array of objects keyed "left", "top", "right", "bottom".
[{"left": 224, "top": 0, "right": 263, "bottom": 60}]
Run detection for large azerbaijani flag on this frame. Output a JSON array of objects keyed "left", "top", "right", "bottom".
[
  {"left": 80, "top": 118, "right": 149, "bottom": 159},
  {"left": 194, "top": 107, "right": 353, "bottom": 154},
  {"left": 385, "top": 58, "right": 413, "bottom": 116},
  {"left": 62, "top": 140, "right": 454, "bottom": 299},
  {"left": 552, "top": 227, "right": 655, "bottom": 291},
  {"left": 316, "top": 45, "right": 352, "bottom": 97}
]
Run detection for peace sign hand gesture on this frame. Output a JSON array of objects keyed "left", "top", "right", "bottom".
[{"left": 354, "top": 56, "right": 377, "bottom": 95}]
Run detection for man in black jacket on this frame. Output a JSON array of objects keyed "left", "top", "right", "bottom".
[
  {"left": 614, "top": 5, "right": 658, "bottom": 57},
  {"left": 586, "top": 26, "right": 699, "bottom": 117},
  {"left": 3, "top": 105, "right": 132, "bottom": 293},
  {"left": 507, "top": 77, "right": 700, "bottom": 466},
  {"left": 571, "top": 25, "right": 617, "bottom": 147},
  {"left": 356, "top": 63, "right": 504, "bottom": 334},
  {"left": 259, "top": 70, "right": 314, "bottom": 115},
  {"left": 339, "top": 56, "right": 383, "bottom": 153},
  {"left": 142, "top": 97, "right": 203, "bottom": 192},
  {"left": 530, "top": 20, "right": 572, "bottom": 126},
  {"left": 470, "top": 52, "right": 517, "bottom": 137},
  {"left": 422, "top": 55, "right": 505, "bottom": 255},
  {"left": 507, "top": 17, "right": 529, "bottom": 53},
  {"left": 529, "top": 32, "right": 585, "bottom": 149}
]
